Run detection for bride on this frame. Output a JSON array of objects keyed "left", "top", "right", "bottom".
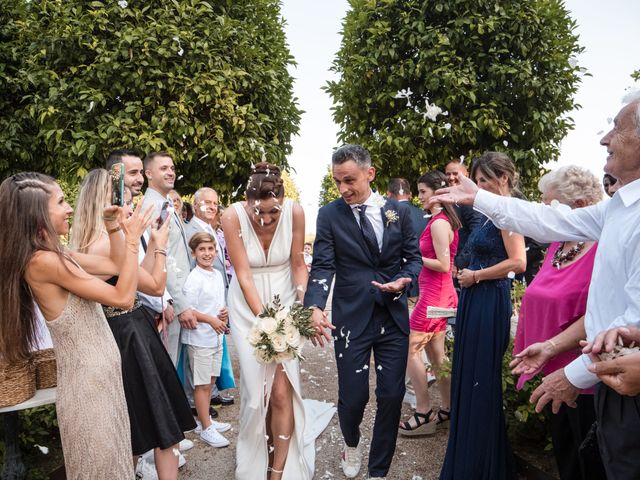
[{"left": 223, "top": 163, "right": 333, "bottom": 480}]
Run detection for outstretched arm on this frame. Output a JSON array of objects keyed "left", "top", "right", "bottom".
[{"left": 429, "top": 174, "right": 606, "bottom": 243}]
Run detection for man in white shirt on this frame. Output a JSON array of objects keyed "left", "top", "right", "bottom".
[{"left": 429, "top": 95, "right": 640, "bottom": 479}]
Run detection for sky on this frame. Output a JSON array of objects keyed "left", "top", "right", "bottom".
[{"left": 280, "top": 0, "right": 640, "bottom": 234}]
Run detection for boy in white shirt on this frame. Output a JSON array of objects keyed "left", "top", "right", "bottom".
[{"left": 183, "top": 232, "right": 231, "bottom": 448}]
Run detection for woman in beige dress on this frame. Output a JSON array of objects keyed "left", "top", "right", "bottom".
[{"left": 0, "top": 172, "right": 152, "bottom": 479}]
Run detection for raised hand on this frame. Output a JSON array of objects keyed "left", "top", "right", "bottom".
[
  {"left": 119, "top": 201, "right": 154, "bottom": 240},
  {"left": 427, "top": 174, "right": 479, "bottom": 210},
  {"left": 510, "top": 341, "right": 556, "bottom": 376},
  {"left": 371, "top": 277, "right": 411, "bottom": 293},
  {"left": 149, "top": 213, "right": 171, "bottom": 251}
]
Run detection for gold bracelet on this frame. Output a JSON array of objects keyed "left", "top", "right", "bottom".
[
  {"left": 546, "top": 338, "right": 558, "bottom": 354},
  {"left": 107, "top": 225, "right": 121, "bottom": 235}
]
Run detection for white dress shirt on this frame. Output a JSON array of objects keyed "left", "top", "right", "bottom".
[
  {"left": 474, "top": 179, "right": 640, "bottom": 388},
  {"left": 350, "top": 190, "right": 384, "bottom": 250},
  {"left": 181, "top": 266, "right": 226, "bottom": 348}
]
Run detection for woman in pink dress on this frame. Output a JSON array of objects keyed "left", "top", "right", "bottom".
[
  {"left": 510, "top": 165, "right": 605, "bottom": 479},
  {"left": 399, "top": 170, "right": 460, "bottom": 436}
]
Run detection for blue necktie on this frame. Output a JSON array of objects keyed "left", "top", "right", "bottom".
[{"left": 358, "top": 205, "right": 380, "bottom": 258}]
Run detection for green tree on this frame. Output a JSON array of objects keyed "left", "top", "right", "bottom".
[
  {"left": 326, "top": 0, "right": 584, "bottom": 194},
  {"left": 632, "top": 70, "right": 640, "bottom": 82},
  {"left": 318, "top": 166, "right": 340, "bottom": 206},
  {"left": 0, "top": 0, "right": 301, "bottom": 199},
  {"left": 282, "top": 170, "right": 300, "bottom": 203}
]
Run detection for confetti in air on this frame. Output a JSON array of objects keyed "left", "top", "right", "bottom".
[
  {"left": 503, "top": 140, "right": 509, "bottom": 147},
  {"left": 507, "top": 271, "right": 516, "bottom": 279},
  {"left": 118, "top": 0, "right": 128, "bottom": 7},
  {"left": 35, "top": 445, "right": 49, "bottom": 455}
]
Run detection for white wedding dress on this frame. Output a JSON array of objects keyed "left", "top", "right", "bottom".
[{"left": 228, "top": 199, "right": 335, "bottom": 480}]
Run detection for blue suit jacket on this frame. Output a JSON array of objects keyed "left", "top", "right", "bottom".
[{"left": 304, "top": 197, "right": 422, "bottom": 338}]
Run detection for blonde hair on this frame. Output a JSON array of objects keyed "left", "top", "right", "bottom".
[
  {"left": 538, "top": 165, "right": 603, "bottom": 207},
  {"left": 69, "top": 169, "right": 110, "bottom": 253}
]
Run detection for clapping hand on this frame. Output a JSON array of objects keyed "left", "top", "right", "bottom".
[
  {"left": 149, "top": 213, "right": 171, "bottom": 251},
  {"left": 310, "top": 307, "right": 335, "bottom": 347},
  {"left": 371, "top": 277, "right": 412, "bottom": 293},
  {"left": 427, "top": 174, "right": 479, "bottom": 210},
  {"left": 510, "top": 341, "right": 557, "bottom": 376},
  {"left": 119, "top": 201, "right": 155, "bottom": 241}
]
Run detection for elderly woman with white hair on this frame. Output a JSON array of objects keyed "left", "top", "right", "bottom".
[{"left": 510, "top": 165, "right": 605, "bottom": 480}]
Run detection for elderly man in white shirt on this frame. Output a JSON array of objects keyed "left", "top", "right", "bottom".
[{"left": 429, "top": 95, "right": 640, "bottom": 479}]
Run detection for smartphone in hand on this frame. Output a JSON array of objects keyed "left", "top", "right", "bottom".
[
  {"left": 109, "top": 162, "right": 125, "bottom": 207},
  {"left": 157, "top": 200, "right": 172, "bottom": 227}
]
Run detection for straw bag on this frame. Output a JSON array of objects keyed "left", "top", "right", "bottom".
[
  {"left": 33, "top": 348, "right": 57, "bottom": 389},
  {"left": 0, "top": 360, "right": 36, "bottom": 408}
]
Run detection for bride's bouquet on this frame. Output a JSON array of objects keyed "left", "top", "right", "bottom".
[{"left": 248, "top": 295, "right": 316, "bottom": 364}]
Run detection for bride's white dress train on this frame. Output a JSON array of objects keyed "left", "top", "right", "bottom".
[{"left": 228, "top": 199, "right": 335, "bottom": 480}]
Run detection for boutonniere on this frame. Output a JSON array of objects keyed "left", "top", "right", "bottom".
[{"left": 384, "top": 209, "right": 399, "bottom": 226}]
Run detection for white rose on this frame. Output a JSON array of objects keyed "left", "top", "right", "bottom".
[
  {"left": 284, "top": 325, "right": 302, "bottom": 348},
  {"left": 260, "top": 317, "right": 278, "bottom": 335},
  {"left": 247, "top": 327, "right": 262, "bottom": 346},
  {"left": 271, "top": 334, "right": 288, "bottom": 353},
  {"left": 275, "top": 307, "right": 289, "bottom": 322}
]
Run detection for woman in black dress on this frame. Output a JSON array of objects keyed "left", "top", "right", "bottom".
[{"left": 70, "top": 169, "right": 195, "bottom": 478}]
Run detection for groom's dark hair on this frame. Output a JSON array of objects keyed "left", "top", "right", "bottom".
[{"left": 332, "top": 144, "right": 371, "bottom": 168}]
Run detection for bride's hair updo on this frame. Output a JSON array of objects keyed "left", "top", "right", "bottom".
[{"left": 246, "top": 162, "right": 285, "bottom": 201}]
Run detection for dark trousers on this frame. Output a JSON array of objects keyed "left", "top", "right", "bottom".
[
  {"left": 546, "top": 394, "right": 605, "bottom": 480},
  {"left": 595, "top": 383, "right": 640, "bottom": 479},
  {"left": 334, "top": 304, "right": 408, "bottom": 477}
]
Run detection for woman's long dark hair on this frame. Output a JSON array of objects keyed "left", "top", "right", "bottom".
[
  {"left": 0, "top": 172, "right": 63, "bottom": 363},
  {"left": 470, "top": 151, "right": 521, "bottom": 197},
  {"left": 417, "top": 171, "right": 462, "bottom": 231}
]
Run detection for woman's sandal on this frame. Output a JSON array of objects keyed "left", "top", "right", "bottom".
[
  {"left": 435, "top": 408, "right": 450, "bottom": 429},
  {"left": 398, "top": 409, "right": 437, "bottom": 436}
]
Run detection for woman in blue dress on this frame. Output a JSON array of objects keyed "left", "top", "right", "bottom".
[{"left": 440, "top": 152, "right": 527, "bottom": 480}]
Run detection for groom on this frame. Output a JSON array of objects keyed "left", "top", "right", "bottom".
[{"left": 305, "top": 144, "right": 422, "bottom": 479}]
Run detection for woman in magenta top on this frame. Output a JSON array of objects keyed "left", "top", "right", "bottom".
[
  {"left": 511, "top": 165, "right": 605, "bottom": 480},
  {"left": 400, "top": 170, "right": 460, "bottom": 436}
]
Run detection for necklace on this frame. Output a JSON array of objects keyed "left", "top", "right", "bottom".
[{"left": 552, "top": 241, "right": 586, "bottom": 268}]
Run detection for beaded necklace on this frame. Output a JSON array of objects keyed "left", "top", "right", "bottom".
[{"left": 552, "top": 241, "right": 586, "bottom": 268}]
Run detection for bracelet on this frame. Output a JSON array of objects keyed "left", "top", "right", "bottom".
[
  {"left": 472, "top": 270, "right": 480, "bottom": 284},
  {"left": 154, "top": 249, "right": 167, "bottom": 257},
  {"left": 107, "top": 225, "right": 121, "bottom": 235},
  {"left": 546, "top": 338, "right": 558, "bottom": 354}
]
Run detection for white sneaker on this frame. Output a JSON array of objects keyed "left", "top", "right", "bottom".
[
  {"left": 178, "top": 438, "right": 194, "bottom": 451},
  {"left": 135, "top": 458, "right": 158, "bottom": 480},
  {"left": 200, "top": 423, "right": 230, "bottom": 448},
  {"left": 139, "top": 451, "right": 186, "bottom": 468},
  {"left": 341, "top": 443, "right": 362, "bottom": 478},
  {"left": 195, "top": 417, "right": 231, "bottom": 434}
]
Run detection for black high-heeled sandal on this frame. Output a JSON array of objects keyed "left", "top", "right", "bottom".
[
  {"left": 398, "top": 409, "right": 437, "bottom": 436},
  {"left": 436, "top": 408, "right": 450, "bottom": 429}
]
